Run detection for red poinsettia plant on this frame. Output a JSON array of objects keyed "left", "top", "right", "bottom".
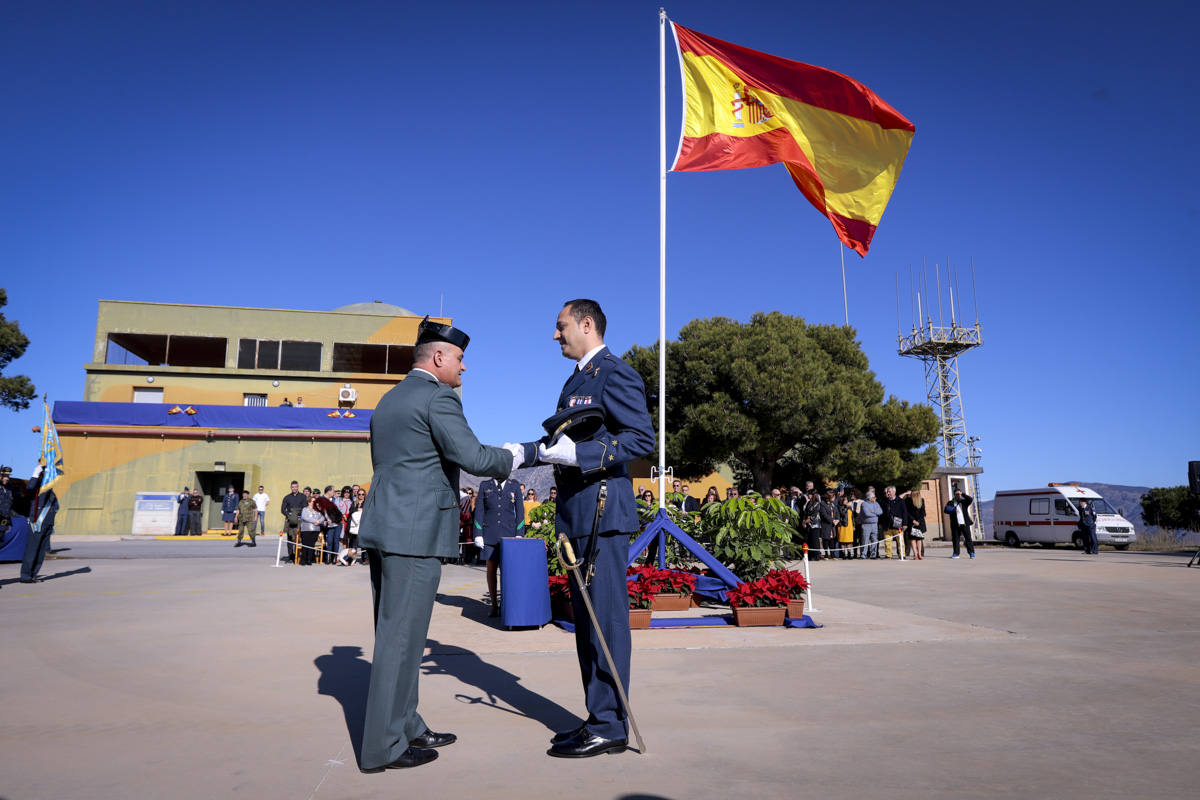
[
  {"left": 764, "top": 568, "right": 810, "bottom": 600},
  {"left": 547, "top": 574, "right": 571, "bottom": 601},
  {"left": 726, "top": 576, "right": 790, "bottom": 608},
  {"left": 627, "top": 575, "right": 660, "bottom": 610},
  {"left": 626, "top": 565, "right": 699, "bottom": 596}
]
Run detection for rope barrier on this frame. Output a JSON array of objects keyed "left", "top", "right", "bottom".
[{"left": 272, "top": 533, "right": 359, "bottom": 567}]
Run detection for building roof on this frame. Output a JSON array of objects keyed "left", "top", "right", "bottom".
[{"left": 332, "top": 301, "right": 416, "bottom": 316}]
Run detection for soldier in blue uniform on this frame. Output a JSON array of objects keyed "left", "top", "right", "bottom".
[
  {"left": 516, "top": 299, "right": 655, "bottom": 758},
  {"left": 473, "top": 475, "right": 524, "bottom": 616}
]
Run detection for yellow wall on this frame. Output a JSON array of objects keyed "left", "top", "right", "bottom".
[{"left": 57, "top": 432, "right": 373, "bottom": 535}]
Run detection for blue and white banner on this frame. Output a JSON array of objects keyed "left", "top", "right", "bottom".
[{"left": 40, "top": 399, "right": 64, "bottom": 492}]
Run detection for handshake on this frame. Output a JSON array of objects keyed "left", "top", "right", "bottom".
[{"left": 499, "top": 436, "right": 578, "bottom": 473}]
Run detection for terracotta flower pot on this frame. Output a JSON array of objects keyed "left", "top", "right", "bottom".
[
  {"left": 629, "top": 608, "right": 653, "bottom": 629},
  {"left": 730, "top": 606, "right": 786, "bottom": 627},
  {"left": 786, "top": 598, "right": 806, "bottom": 619},
  {"left": 650, "top": 592, "right": 691, "bottom": 611}
]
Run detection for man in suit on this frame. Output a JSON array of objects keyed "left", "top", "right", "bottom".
[
  {"left": 943, "top": 487, "right": 976, "bottom": 559},
  {"left": 357, "top": 317, "right": 517, "bottom": 772},
  {"left": 515, "top": 299, "right": 655, "bottom": 758},
  {"left": 473, "top": 475, "right": 524, "bottom": 616},
  {"left": 680, "top": 483, "right": 699, "bottom": 513}
]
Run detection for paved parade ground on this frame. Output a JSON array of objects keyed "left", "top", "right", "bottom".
[{"left": 1, "top": 540, "right": 1197, "bottom": 799}]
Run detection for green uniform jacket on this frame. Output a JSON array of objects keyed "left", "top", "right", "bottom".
[{"left": 359, "top": 369, "right": 511, "bottom": 558}]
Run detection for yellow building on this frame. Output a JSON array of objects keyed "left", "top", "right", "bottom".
[{"left": 55, "top": 300, "right": 446, "bottom": 535}]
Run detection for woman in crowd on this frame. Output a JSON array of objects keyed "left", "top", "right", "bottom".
[
  {"left": 837, "top": 492, "right": 855, "bottom": 558},
  {"left": 803, "top": 489, "right": 823, "bottom": 559},
  {"left": 640, "top": 489, "right": 655, "bottom": 505},
  {"left": 340, "top": 499, "right": 363, "bottom": 566},
  {"left": 298, "top": 496, "right": 324, "bottom": 566},
  {"left": 818, "top": 489, "right": 839, "bottom": 559},
  {"left": 859, "top": 488, "right": 883, "bottom": 559},
  {"left": 702, "top": 486, "right": 721, "bottom": 507},
  {"left": 523, "top": 489, "right": 541, "bottom": 525},
  {"left": 850, "top": 488, "right": 864, "bottom": 556},
  {"left": 903, "top": 489, "right": 927, "bottom": 560}
]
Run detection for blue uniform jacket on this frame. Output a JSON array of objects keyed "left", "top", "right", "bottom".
[
  {"left": 473, "top": 477, "right": 524, "bottom": 545},
  {"left": 521, "top": 346, "right": 655, "bottom": 539}
]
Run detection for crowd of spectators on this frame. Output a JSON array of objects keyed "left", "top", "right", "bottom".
[{"left": 634, "top": 478, "right": 938, "bottom": 562}]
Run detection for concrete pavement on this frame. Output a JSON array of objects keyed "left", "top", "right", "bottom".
[{"left": 1, "top": 542, "right": 1197, "bottom": 799}]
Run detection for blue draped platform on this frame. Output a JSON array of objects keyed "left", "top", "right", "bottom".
[
  {"left": 499, "top": 537, "right": 551, "bottom": 627},
  {"left": 0, "top": 516, "right": 30, "bottom": 562},
  {"left": 53, "top": 401, "right": 372, "bottom": 431}
]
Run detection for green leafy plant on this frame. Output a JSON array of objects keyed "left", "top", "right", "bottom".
[
  {"left": 702, "top": 492, "right": 798, "bottom": 580},
  {"left": 524, "top": 501, "right": 563, "bottom": 575}
]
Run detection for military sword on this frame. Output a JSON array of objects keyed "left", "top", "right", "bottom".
[{"left": 556, "top": 532, "right": 647, "bottom": 755}]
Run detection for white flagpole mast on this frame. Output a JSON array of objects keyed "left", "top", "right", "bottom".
[{"left": 657, "top": 7, "right": 668, "bottom": 510}]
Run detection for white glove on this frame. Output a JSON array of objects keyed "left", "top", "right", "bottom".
[
  {"left": 501, "top": 443, "right": 524, "bottom": 473},
  {"left": 537, "top": 434, "right": 578, "bottom": 467},
  {"left": 473, "top": 535, "right": 484, "bottom": 549},
  {"left": 33, "top": 464, "right": 45, "bottom": 477}
]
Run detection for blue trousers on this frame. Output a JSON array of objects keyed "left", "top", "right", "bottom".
[
  {"left": 174, "top": 512, "right": 188, "bottom": 536},
  {"left": 21, "top": 524, "right": 52, "bottom": 580},
  {"left": 567, "top": 532, "right": 632, "bottom": 741}
]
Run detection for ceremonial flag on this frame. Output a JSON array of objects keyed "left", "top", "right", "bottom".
[
  {"left": 670, "top": 23, "right": 915, "bottom": 256},
  {"left": 39, "top": 399, "right": 64, "bottom": 492}
]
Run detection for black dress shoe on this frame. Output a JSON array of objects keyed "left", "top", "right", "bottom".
[
  {"left": 550, "top": 723, "right": 587, "bottom": 744},
  {"left": 19, "top": 578, "right": 40, "bottom": 584},
  {"left": 359, "top": 746, "right": 438, "bottom": 772},
  {"left": 547, "top": 733, "right": 627, "bottom": 758},
  {"left": 409, "top": 728, "right": 456, "bottom": 748},
  {"left": 488, "top": 606, "right": 500, "bottom": 618}
]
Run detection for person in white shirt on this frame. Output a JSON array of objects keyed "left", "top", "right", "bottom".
[{"left": 252, "top": 486, "right": 270, "bottom": 535}]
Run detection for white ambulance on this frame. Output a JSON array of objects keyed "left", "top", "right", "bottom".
[{"left": 992, "top": 483, "right": 1136, "bottom": 550}]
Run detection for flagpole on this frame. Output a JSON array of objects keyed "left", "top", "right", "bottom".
[
  {"left": 840, "top": 243, "right": 849, "bottom": 326},
  {"left": 657, "top": 7, "right": 668, "bottom": 510}
]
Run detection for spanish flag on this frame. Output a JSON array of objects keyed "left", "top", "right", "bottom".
[{"left": 671, "top": 23, "right": 914, "bottom": 256}]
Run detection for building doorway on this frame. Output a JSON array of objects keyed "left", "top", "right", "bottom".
[{"left": 195, "top": 471, "right": 245, "bottom": 532}]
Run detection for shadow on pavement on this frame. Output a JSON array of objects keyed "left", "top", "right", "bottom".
[
  {"left": 0, "top": 566, "right": 92, "bottom": 586},
  {"left": 422, "top": 638, "right": 578, "bottom": 734},
  {"left": 435, "top": 591, "right": 500, "bottom": 626},
  {"left": 315, "top": 645, "right": 370, "bottom": 765}
]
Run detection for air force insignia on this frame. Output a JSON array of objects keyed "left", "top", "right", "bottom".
[{"left": 568, "top": 396, "right": 593, "bottom": 407}]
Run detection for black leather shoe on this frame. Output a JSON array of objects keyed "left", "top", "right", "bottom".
[
  {"left": 19, "top": 578, "right": 40, "bottom": 584},
  {"left": 547, "top": 733, "right": 627, "bottom": 758},
  {"left": 359, "top": 746, "right": 438, "bottom": 772},
  {"left": 409, "top": 729, "right": 456, "bottom": 748},
  {"left": 488, "top": 606, "right": 500, "bottom": 618},
  {"left": 550, "top": 723, "right": 587, "bottom": 744}
]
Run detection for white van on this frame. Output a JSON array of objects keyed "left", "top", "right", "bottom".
[{"left": 992, "top": 484, "right": 1136, "bottom": 550}]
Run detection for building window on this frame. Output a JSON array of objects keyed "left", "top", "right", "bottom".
[
  {"left": 106, "top": 333, "right": 225, "bottom": 367},
  {"left": 107, "top": 333, "right": 168, "bottom": 365},
  {"left": 243, "top": 393, "right": 268, "bottom": 407},
  {"left": 280, "top": 341, "right": 321, "bottom": 371},
  {"left": 332, "top": 342, "right": 414, "bottom": 374},
  {"left": 132, "top": 387, "right": 163, "bottom": 404},
  {"left": 237, "top": 339, "right": 321, "bottom": 371},
  {"left": 1030, "top": 498, "right": 1050, "bottom": 515}
]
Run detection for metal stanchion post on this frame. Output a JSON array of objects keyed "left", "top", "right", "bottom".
[
  {"left": 802, "top": 543, "right": 820, "bottom": 613},
  {"left": 273, "top": 533, "right": 284, "bottom": 568},
  {"left": 898, "top": 531, "right": 906, "bottom": 561}
]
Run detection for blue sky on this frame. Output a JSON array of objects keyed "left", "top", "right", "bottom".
[{"left": 1, "top": 0, "right": 1197, "bottom": 497}]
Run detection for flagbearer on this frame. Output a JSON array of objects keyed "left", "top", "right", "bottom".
[
  {"left": 20, "top": 463, "right": 58, "bottom": 584},
  {"left": 513, "top": 299, "right": 655, "bottom": 758}
]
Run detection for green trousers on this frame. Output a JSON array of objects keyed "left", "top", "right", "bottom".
[
  {"left": 236, "top": 521, "right": 256, "bottom": 544},
  {"left": 360, "top": 551, "right": 441, "bottom": 769}
]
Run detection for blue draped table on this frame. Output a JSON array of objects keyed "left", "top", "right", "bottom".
[{"left": 500, "top": 537, "right": 551, "bottom": 628}]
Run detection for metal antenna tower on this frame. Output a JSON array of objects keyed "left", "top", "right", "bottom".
[{"left": 899, "top": 258, "right": 985, "bottom": 535}]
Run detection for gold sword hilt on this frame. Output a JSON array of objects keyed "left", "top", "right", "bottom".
[{"left": 557, "top": 533, "right": 583, "bottom": 570}]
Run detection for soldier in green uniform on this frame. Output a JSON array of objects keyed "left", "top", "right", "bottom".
[
  {"left": 357, "top": 317, "right": 520, "bottom": 772},
  {"left": 235, "top": 489, "right": 257, "bottom": 547}
]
